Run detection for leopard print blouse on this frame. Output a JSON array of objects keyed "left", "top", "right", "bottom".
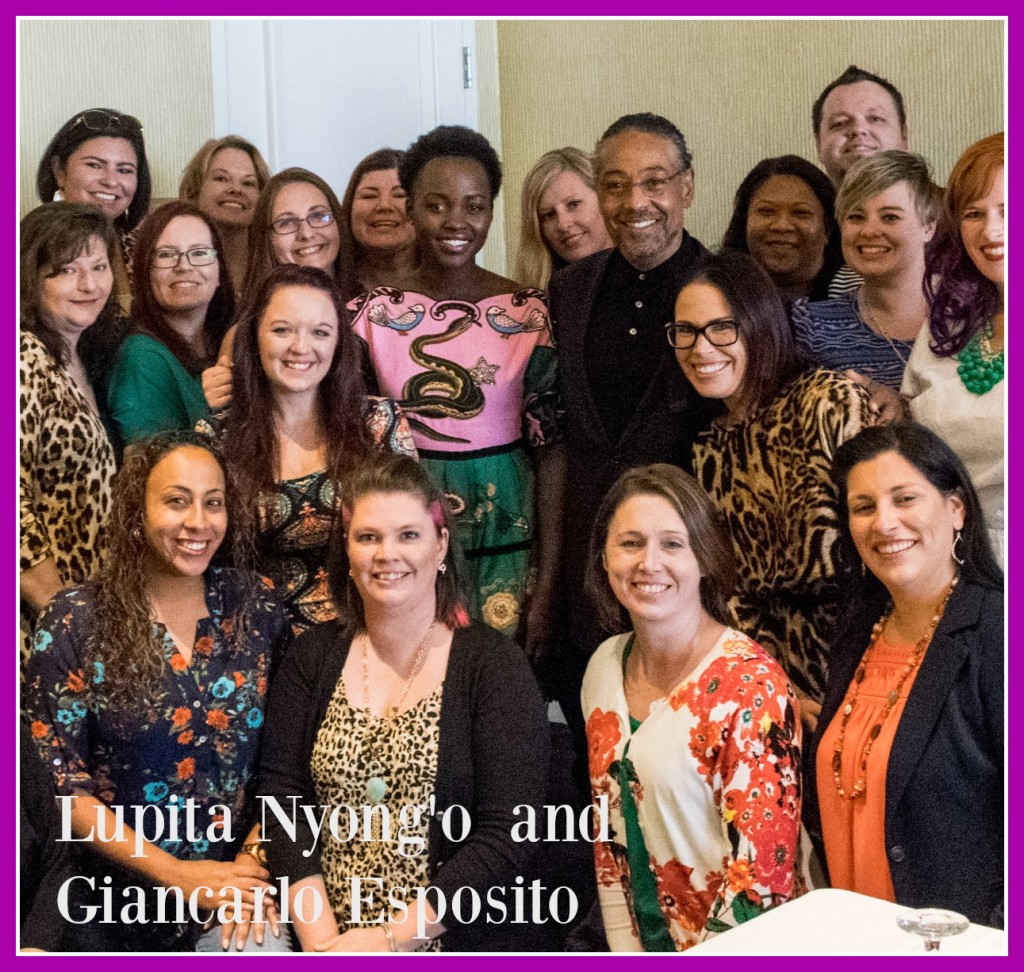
[
  {"left": 692, "top": 369, "right": 876, "bottom": 702},
  {"left": 20, "top": 332, "right": 115, "bottom": 593},
  {"left": 311, "top": 672, "right": 442, "bottom": 949}
]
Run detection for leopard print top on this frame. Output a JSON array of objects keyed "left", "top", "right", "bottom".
[
  {"left": 311, "top": 672, "right": 442, "bottom": 948},
  {"left": 693, "top": 369, "right": 876, "bottom": 702},
  {"left": 19, "top": 332, "right": 114, "bottom": 590}
]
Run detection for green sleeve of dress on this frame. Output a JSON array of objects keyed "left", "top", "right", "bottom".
[
  {"left": 107, "top": 336, "right": 210, "bottom": 444},
  {"left": 522, "top": 345, "right": 563, "bottom": 447}
]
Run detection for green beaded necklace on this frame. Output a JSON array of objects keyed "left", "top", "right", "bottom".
[{"left": 957, "top": 321, "right": 1004, "bottom": 395}]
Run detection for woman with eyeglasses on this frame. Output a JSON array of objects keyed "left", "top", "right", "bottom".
[
  {"left": 349, "top": 126, "right": 564, "bottom": 658},
  {"left": 201, "top": 168, "right": 346, "bottom": 411},
  {"left": 242, "top": 168, "right": 344, "bottom": 294},
  {"left": 36, "top": 109, "right": 152, "bottom": 308},
  {"left": 106, "top": 201, "right": 235, "bottom": 447},
  {"left": 179, "top": 135, "right": 271, "bottom": 299},
  {"left": 669, "top": 251, "right": 878, "bottom": 727}
]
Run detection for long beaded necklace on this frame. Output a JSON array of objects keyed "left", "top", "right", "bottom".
[
  {"left": 832, "top": 577, "right": 958, "bottom": 800},
  {"left": 957, "top": 320, "right": 1004, "bottom": 395},
  {"left": 360, "top": 621, "right": 435, "bottom": 805}
]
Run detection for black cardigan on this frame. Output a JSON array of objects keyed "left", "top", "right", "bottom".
[
  {"left": 258, "top": 620, "right": 550, "bottom": 950},
  {"left": 805, "top": 580, "right": 1004, "bottom": 927}
]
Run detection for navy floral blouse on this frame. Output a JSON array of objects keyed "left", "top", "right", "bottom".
[{"left": 22, "top": 568, "right": 290, "bottom": 861}]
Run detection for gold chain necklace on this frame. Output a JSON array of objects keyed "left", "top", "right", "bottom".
[
  {"left": 832, "top": 577, "right": 957, "bottom": 800},
  {"left": 857, "top": 291, "right": 922, "bottom": 368},
  {"left": 360, "top": 621, "right": 435, "bottom": 805}
]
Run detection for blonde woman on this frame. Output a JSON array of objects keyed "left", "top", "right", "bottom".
[
  {"left": 516, "top": 147, "right": 612, "bottom": 289},
  {"left": 179, "top": 135, "right": 271, "bottom": 297}
]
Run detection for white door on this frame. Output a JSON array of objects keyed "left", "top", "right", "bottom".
[{"left": 210, "top": 19, "right": 478, "bottom": 196}]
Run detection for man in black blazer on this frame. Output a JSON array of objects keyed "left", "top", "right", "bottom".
[{"left": 545, "top": 113, "right": 715, "bottom": 768}]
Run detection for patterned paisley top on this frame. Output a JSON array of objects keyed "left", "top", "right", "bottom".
[
  {"left": 692, "top": 369, "right": 876, "bottom": 701},
  {"left": 582, "top": 628, "right": 804, "bottom": 952},
  {"left": 199, "top": 397, "right": 416, "bottom": 633}
]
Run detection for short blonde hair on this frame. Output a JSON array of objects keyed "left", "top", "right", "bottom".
[
  {"left": 178, "top": 135, "right": 271, "bottom": 204},
  {"left": 516, "top": 147, "right": 598, "bottom": 289},
  {"left": 836, "top": 150, "right": 940, "bottom": 227}
]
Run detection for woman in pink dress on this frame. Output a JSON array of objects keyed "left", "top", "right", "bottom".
[{"left": 350, "top": 126, "right": 563, "bottom": 656}]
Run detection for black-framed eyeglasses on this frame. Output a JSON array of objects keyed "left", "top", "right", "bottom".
[
  {"left": 270, "top": 210, "right": 335, "bottom": 235},
  {"left": 665, "top": 319, "right": 740, "bottom": 350},
  {"left": 152, "top": 247, "right": 218, "bottom": 269},
  {"left": 72, "top": 110, "right": 143, "bottom": 134},
  {"left": 599, "top": 170, "right": 683, "bottom": 198}
]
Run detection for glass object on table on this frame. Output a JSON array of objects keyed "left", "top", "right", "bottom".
[{"left": 897, "top": 908, "right": 970, "bottom": 952}]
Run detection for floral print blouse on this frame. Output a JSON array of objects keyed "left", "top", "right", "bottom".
[
  {"left": 22, "top": 568, "right": 290, "bottom": 860},
  {"left": 582, "top": 628, "right": 805, "bottom": 951}
]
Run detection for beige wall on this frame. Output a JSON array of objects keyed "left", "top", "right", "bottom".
[
  {"left": 19, "top": 19, "right": 1003, "bottom": 276},
  {"left": 20, "top": 20, "right": 213, "bottom": 216},
  {"left": 497, "top": 19, "right": 1004, "bottom": 270}
]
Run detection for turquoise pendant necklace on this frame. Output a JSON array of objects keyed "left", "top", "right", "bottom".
[
  {"left": 957, "top": 321, "right": 1004, "bottom": 395},
  {"left": 360, "top": 623, "right": 435, "bottom": 804}
]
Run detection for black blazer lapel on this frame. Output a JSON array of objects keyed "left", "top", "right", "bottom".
[
  {"left": 884, "top": 584, "right": 983, "bottom": 820},
  {"left": 552, "top": 251, "right": 613, "bottom": 453}
]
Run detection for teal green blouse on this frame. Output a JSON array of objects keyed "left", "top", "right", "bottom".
[{"left": 107, "top": 334, "right": 210, "bottom": 444}]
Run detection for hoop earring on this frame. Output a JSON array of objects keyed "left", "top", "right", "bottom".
[{"left": 952, "top": 529, "right": 965, "bottom": 566}]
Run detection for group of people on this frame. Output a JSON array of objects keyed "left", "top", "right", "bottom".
[{"left": 20, "top": 61, "right": 1004, "bottom": 953}]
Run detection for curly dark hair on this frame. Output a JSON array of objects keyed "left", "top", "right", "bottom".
[
  {"left": 88, "top": 431, "right": 249, "bottom": 711},
  {"left": 584, "top": 464, "right": 736, "bottom": 633},
  {"left": 129, "top": 200, "right": 236, "bottom": 376},
  {"left": 925, "top": 133, "right": 1004, "bottom": 357},
  {"left": 242, "top": 168, "right": 346, "bottom": 296},
  {"left": 720, "top": 155, "right": 841, "bottom": 302},
  {"left": 222, "top": 264, "right": 373, "bottom": 571},
  {"left": 399, "top": 126, "right": 502, "bottom": 200},
  {"left": 337, "top": 148, "right": 407, "bottom": 303},
  {"left": 831, "top": 423, "right": 1002, "bottom": 604},
  {"left": 327, "top": 454, "right": 470, "bottom": 633},
  {"left": 20, "top": 202, "right": 126, "bottom": 382},
  {"left": 36, "top": 108, "right": 152, "bottom": 232}
]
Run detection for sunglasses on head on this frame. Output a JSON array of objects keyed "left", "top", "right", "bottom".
[{"left": 72, "top": 110, "right": 144, "bottom": 135}]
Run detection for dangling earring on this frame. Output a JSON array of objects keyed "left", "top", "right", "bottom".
[
  {"left": 53, "top": 189, "right": 64, "bottom": 202},
  {"left": 438, "top": 562, "right": 447, "bottom": 574},
  {"left": 131, "top": 527, "right": 141, "bottom": 540},
  {"left": 952, "top": 529, "right": 965, "bottom": 566}
]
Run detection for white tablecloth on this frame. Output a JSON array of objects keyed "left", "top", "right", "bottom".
[{"left": 686, "top": 889, "right": 1006, "bottom": 955}]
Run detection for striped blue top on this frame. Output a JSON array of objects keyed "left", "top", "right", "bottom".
[{"left": 791, "top": 292, "right": 915, "bottom": 390}]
